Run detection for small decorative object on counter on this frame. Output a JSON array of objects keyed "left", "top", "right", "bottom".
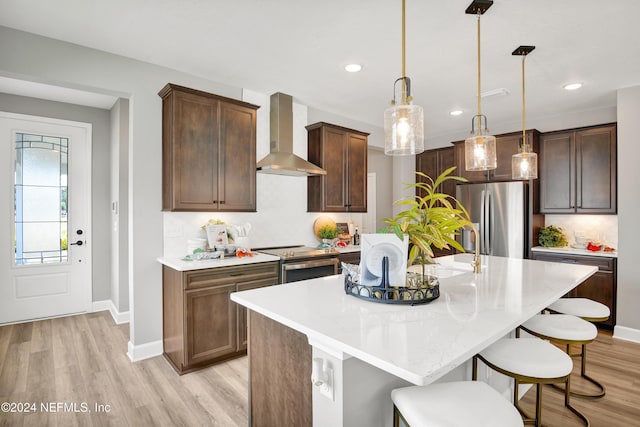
[
  {"left": 318, "top": 224, "right": 339, "bottom": 248},
  {"left": 538, "top": 225, "right": 569, "bottom": 248},
  {"left": 344, "top": 256, "right": 439, "bottom": 305},
  {"left": 353, "top": 227, "right": 360, "bottom": 246}
]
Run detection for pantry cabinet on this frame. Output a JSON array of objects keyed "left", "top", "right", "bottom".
[
  {"left": 539, "top": 124, "right": 616, "bottom": 214},
  {"left": 162, "top": 261, "right": 279, "bottom": 374},
  {"left": 159, "top": 83, "right": 258, "bottom": 212},
  {"left": 531, "top": 251, "right": 616, "bottom": 329},
  {"left": 307, "top": 122, "right": 369, "bottom": 212}
]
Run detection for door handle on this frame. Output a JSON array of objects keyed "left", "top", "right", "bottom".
[{"left": 70, "top": 240, "right": 84, "bottom": 246}]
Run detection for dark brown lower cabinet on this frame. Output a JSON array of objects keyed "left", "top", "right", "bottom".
[
  {"left": 162, "top": 261, "right": 279, "bottom": 374},
  {"left": 337, "top": 251, "right": 361, "bottom": 273},
  {"left": 531, "top": 252, "right": 616, "bottom": 329}
]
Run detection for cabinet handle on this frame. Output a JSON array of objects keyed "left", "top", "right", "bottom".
[
  {"left": 220, "top": 201, "right": 225, "bottom": 204},
  {"left": 559, "top": 259, "right": 577, "bottom": 264},
  {"left": 212, "top": 200, "right": 218, "bottom": 203}
]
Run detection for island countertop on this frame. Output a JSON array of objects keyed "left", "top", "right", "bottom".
[{"left": 231, "top": 253, "right": 597, "bottom": 386}]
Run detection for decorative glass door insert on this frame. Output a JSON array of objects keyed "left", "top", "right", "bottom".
[{"left": 14, "top": 133, "right": 68, "bottom": 265}]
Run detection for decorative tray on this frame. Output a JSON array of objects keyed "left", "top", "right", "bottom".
[{"left": 344, "top": 257, "right": 439, "bottom": 306}]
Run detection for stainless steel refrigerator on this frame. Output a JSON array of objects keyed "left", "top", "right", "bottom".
[{"left": 456, "top": 181, "right": 533, "bottom": 259}]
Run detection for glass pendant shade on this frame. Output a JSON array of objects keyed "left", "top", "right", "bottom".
[
  {"left": 384, "top": 103, "right": 424, "bottom": 155},
  {"left": 512, "top": 150, "right": 538, "bottom": 180},
  {"left": 464, "top": 133, "right": 496, "bottom": 171}
]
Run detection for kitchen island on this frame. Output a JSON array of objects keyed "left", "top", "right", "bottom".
[{"left": 231, "top": 254, "right": 597, "bottom": 427}]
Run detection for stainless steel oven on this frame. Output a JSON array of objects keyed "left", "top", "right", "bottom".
[{"left": 257, "top": 246, "right": 339, "bottom": 283}]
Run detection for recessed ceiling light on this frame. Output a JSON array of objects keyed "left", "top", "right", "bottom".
[
  {"left": 344, "top": 63, "right": 362, "bottom": 73},
  {"left": 563, "top": 83, "right": 582, "bottom": 91},
  {"left": 450, "top": 110, "right": 463, "bottom": 116}
]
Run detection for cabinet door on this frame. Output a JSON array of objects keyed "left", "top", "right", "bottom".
[
  {"left": 416, "top": 149, "right": 438, "bottom": 199},
  {"left": 347, "top": 133, "right": 368, "bottom": 212},
  {"left": 185, "top": 283, "right": 237, "bottom": 367},
  {"left": 218, "top": 102, "right": 257, "bottom": 211},
  {"left": 453, "top": 141, "right": 489, "bottom": 183},
  {"left": 574, "top": 270, "right": 615, "bottom": 328},
  {"left": 576, "top": 126, "right": 616, "bottom": 213},
  {"left": 539, "top": 131, "right": 575, "bottom": 213},
  {"left": 491, "top": 133, "right": 521, "bottom": 181},
  {"left": 321, "top": 127, "right": 349, "bottom": 212},
  {"left": 171, "top": 91, "right": 219, "bottom": 210},
  {"left": 438, "top": 147, "right": 457, "bottom": 198},
  {"left": 236, "top": 277, "right": 279, "bottom": 351}
]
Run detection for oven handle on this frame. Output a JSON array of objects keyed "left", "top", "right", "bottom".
[{"left": 282, "top": 257, "right": 339, "bottom": 271}]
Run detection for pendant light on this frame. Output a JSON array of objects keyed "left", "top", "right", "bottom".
[
  {"left": 511, "top": 45, "right": 538, "bottom": 180},
  {"left": 464, "top": 0, "right": 496, "bottom": 171},
  {"left": 384, "top": 0, "right": 424, "bottom": 156}
]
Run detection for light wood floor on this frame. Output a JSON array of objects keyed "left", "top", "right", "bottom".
[
  {"left": 1, "top": 312, "right": 639, "bottom": 427},
  {"left": 0, "top": 311, "right": 248, "bottom": 426}
]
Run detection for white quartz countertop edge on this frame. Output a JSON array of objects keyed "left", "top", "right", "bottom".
[
  {"left": 531, "top": 246, "right": 617, "bottom": 258},
  {"left": 231, "top": 255, "right": 598, "bottom": 386},
  {"left": 158, "top": 253, "right": 281, "bottom": 271}
]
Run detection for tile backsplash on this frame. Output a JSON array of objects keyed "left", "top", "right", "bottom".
[{"left": 544, "top": 215, "right": 618, "bottom": 248}]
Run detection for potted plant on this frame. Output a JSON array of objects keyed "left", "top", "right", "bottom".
[
  {"left": 383, "top": 167, "right": 473, "bottom": 285},
  {"left": 318, "top": 225, "right": 339, "bottom": 247}
]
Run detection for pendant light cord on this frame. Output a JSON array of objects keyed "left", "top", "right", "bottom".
[
  {"left": 476, "top": 14, "right": 481, "bottom": 119},
  {"left": 401, "top": 0, "right": 407, "bottom": 104},
  {"left": 521, "top": 54, "right": 526, "bottom": 152}
]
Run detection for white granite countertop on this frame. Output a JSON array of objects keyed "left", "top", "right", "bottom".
[
  {"left": 231, "top": 253, "right": 597, "bottom": 386},
  {"left": 531, "top": 246, "right": 617, "bottom": 258},
  {"left": 157, "top": 253, "right": 281, "bottom": 271}
]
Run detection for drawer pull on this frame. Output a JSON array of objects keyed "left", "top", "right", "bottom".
[{"left": 559, "top": 259, "right": 577, "bottom": 264}]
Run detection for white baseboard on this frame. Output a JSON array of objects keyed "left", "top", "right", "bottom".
[
  {"left": 92, "top": 300, "right": 130, "bottom": 325},
  {"left": 613, "top": 325, "right": 640, "bottom": 343},
  {"left": 127, "top": 339, "right": 163, "bottom": 362}
]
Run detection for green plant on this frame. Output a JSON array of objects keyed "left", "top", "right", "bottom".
[
  {"left": 538, "top": 225, "right": 568, "bottom": 247},
  {"left": 383, "top": 167, "right": 472, "bottom": 277},
  {"left": 318, "top": 225, "right": 339, "bottom": 239}
]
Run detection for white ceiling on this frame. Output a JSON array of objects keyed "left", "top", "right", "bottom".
[{"left": 1, "top": 0, "right": 639, "bottom": 139}]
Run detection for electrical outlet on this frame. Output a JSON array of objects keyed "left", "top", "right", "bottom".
[{"left": 320, "top": 367, "right": 334, "bottom": 401}]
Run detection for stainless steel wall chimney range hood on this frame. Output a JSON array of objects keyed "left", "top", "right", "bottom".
[{"left": 256, "top": 92, "right": 326, "bottom": 176}]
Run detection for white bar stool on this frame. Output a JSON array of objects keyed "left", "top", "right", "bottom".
[
  {"left": 520, "top": 313, "right": 604, "bottom": 398},
  {"left": 547, "top": 297, "right": 610, "bottom": 323},
  {"left": 391, "top": 381, "right": 523, "bottom": 427},
  {"left": 473, "top": 338, "right": 589, "bottom": 427}
]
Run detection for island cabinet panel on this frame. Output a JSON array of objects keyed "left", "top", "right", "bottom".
[
  {"left": 452, "top": 130, "right": 540, "bottom": 183},
  {"left": 307, "top": 122, "right": 369, "bottom": 212},
  {"left": 531, "top": 252, "right": 616, "bottom": 329},
  {"left": 540, "top": 123, "right": 616, "bottom": 214},
  {"left": 250, "top": 311, "right": 312, "bottom": 427},
  {"left": 162, "top": 261, "right": 278, "bottom": 374},
  {"left": 159, "top": 83, "right": 258, "bottom": 212}
]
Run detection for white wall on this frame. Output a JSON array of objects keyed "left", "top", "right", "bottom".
[
  {"left": 110, "top": 98, "right": 129, "bottom": 313},
  {"left": 616, "top": 86, "right": 640, "bottom": 335}
]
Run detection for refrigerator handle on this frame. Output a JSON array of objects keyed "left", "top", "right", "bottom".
[
  {"left": 485, "top": 190, "right": 492, "bottom": 255},
  {"left": 480, "top": 189, "right": 486, "bottom": 254}
]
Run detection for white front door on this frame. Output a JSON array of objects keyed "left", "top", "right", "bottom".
[{"left": 0, "top": 112, "right": 92, "bottom": 324}]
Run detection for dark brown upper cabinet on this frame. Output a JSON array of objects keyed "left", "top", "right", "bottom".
[
  {"left": 415, "top": 146, "right": 456, "bottom": 257},
  {"left": 416, "top": 147, "right": 456, "bottom": 199},
  {"left": 306, "top": 122, "right": 369, "bottom": 212},
  {"left": 159, "top": 83, "right": 258, "bottom": 212},
  {"left": 539, "top": 124, "right": 617, "bottom": 214},
  {"left": 453, "top": 130, "right": 540, "bottom": 183}
]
